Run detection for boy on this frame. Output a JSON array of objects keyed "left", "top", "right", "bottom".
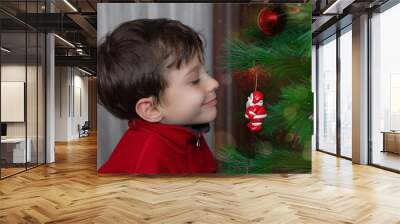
[{"left": 97, "top": 18, "right": 219, "bottom": 174}]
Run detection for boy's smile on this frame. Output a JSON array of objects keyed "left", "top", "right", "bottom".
[
  {"left": 203, "top": 98, "right": 218, "bottom": 107},
  {"left": 157, "top": 55, "right": 219, "bottom": 125}
]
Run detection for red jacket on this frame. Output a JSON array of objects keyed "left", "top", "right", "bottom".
[{"left": 98, "top": 119, "right": 218, "bottom": 174}]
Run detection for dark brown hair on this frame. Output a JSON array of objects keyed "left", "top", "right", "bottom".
[{"left": 97, "top": 18, "right": 205, "bottom": 120}]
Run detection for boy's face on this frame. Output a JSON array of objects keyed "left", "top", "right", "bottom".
[{"left": 157, "top": 55, "right": 219, "bottom": 125}]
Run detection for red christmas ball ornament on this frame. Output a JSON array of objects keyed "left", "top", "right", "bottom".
[
  {"left": 233, "top": 66, "right": 268, "bottom": 92},
  {"left": 257, "top": 7, "right": 287, "bottom": 36},
  {"left": 290, "top": 6, "right": 301, "bottom": 14},
  {"left": 248, "top": 66, "right": 259, "bottom": 76},
  {"left": 233, "top": 71, "right": 252, "bottom": 91}
]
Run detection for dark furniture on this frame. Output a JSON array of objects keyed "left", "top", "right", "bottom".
[
  {"left": 1, "top": 123, "right": 7, "bottom": 138},
  {"left": 78, "top": 121, "right": 90, "bottom": 138}
]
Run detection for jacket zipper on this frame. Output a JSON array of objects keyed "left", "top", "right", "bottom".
[{"left": 195, "top": 133, "right": 201, "bottom": 148}]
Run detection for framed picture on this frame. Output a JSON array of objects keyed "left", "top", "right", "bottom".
[{"left": 97, "top": 3, "right": 312, "bottom": 174}]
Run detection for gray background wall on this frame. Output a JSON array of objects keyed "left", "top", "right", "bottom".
[
  {"left": 97, "top": 3, "right": 214, "bottom": 169},
  {"left": 54, "top": 67, "right": 89, "bottom": 141}
]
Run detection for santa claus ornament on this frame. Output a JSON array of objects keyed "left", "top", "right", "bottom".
[{"left": 245, "top": 64, "right": 267, "bottom": 132}]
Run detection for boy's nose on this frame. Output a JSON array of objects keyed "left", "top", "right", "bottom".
[{"left": 208, "top": 75, "right": 219, "bottom": 92}]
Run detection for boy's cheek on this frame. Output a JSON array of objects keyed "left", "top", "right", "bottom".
[{"left": 180, "top": 91, "right": 205, "bottom": 105}]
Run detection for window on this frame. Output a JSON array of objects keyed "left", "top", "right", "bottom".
[
  {"left": 339, "top": 26, "right": 352, "bottom": 158},
  {"left": 0, "top": 1, "right": 47, "bottom": 179},
  {"left": 317, "top": 35, "right": 337, "bottom": 154},
  {"left": 371, "top": 3, "right": 400, "bottom": 171}
]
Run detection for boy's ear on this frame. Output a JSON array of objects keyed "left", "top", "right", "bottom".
[{"left": 135, "top": 96, "right": 163, "bottom": 123}]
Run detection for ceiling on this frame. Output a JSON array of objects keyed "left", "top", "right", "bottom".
[
  {"left": 0, "top": 0, "right": 396, "bottom": 74},
  {"left": 312, "top": 0, "right": 390, "bottom": 43},
  {"left": 0, "top": 0, "right": 99, "bottom": 74}
]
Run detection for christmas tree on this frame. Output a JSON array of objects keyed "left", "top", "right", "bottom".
[{"left": 217, "top": 4, "right": 312, "bottom": 173}]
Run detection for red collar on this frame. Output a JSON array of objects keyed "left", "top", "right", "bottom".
[{"left": 128, "top": 119, "right": 209, "bottom": 152}]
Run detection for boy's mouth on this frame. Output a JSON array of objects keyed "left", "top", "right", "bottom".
[{"left": 203, "top": 98, "right": 217, "bottom": 107}]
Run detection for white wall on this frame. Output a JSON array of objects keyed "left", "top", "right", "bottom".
[
  {"left": 72, "top": 71, "right": 89, "bottom": 138},
  {"left": 1, "top": 63, "right": 46, "bottom": 164},
  {"left": 1, "top": 65, "right": 39, "bottom": 137},
  {"left": 1, "top": 66, "right": 26, "bottom": 138},
  {"left": 55, "top": 67, "right": 68, "bottom": 141},
  {"left": 55, "top": 67, "right": 89, "bottom": 141}
]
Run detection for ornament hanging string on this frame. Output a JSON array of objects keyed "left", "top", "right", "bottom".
[{"left": 254, "top": 61, "right": 258, "bottom": 92}]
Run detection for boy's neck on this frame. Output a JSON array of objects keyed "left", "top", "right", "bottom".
[
  {"left": 135, "top": 118, "right": 210, "bottom": 134},
  {"left": 183, "top": 123, "right": 210, "bottom": 134}
]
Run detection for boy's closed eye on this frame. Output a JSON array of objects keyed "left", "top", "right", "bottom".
[
  {"left": 190, "top": 78, "right": 201, "bottom": 85},
  {"left": 186, "top": 65, "right": 208, "bottom": 85},
  {"left": 187, "top": 70, "right": 201, "bottom": 85}
]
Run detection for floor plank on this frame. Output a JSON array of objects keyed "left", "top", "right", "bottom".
[{"left": 1, "top": 134, "right": 400, "bottom": 223}]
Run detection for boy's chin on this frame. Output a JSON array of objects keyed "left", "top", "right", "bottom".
[
  {"left": 189, "top": 114, "right": 217, "bottom": 125},
  {"left": 163, "top": 110, "right": 217, "bottom": 125}
]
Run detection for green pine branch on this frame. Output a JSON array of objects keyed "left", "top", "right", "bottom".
[
  {"left": 218, "top": 4, "right": 313, "bottom": 173},
  {"left": 262, "top": 80, "right": 313, "bottom": 148},
  {"left": 216, "top": 143, "right": 311, "bottom": 174}
]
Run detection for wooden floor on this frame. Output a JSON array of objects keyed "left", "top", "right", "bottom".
[
  {"left": 1, "top": 134, "right": 400, "bottom": 223},
  {"left": 373, "top": 150, "right": 400, "bottom": 171},
  {"left": 1, "top": 167, "right": 26, "bottom": 178}
]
